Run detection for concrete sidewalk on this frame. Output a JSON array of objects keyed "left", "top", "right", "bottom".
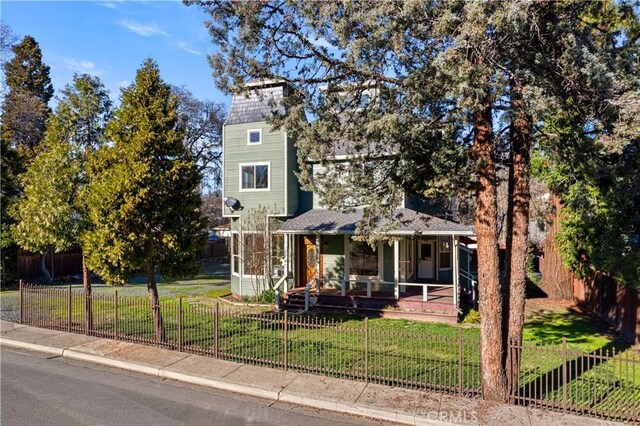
[{"left": 0, "top": 321, "right": 617, "bottom": 426}]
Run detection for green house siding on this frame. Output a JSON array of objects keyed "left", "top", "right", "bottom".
[
  {"left": 438, "top": 269, "right": 453, "bottom": 282},
  {"left": 459, "top": 248, "right": 470, "bottom": 288},
  {"left": 230, "top": 274, "right": 241, "bottom": 295},
  {"left": 223, "top": 121, "right": 288, "bottom": 217},
  {"left": 383, "top": 243, "right": 394, "bottom": 283},
  {"left": 286, "top": 134, "right": 299, "bottom": 216},
  {"left": 321, "top": 235, "right": 344, "bottom": 289}
]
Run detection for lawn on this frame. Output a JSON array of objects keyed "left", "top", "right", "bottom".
[{"left": 16, "top": 282, "right": 640, "bottom": 421}]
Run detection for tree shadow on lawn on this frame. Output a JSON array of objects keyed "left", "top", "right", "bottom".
[{"left": 524, "top": 304, "right": 615, "bottom": 350}]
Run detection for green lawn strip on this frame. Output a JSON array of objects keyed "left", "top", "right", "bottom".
[
  {"left": 24, "top": 288, "right": 636, "bottom": 413},
  {"left": 516, "top": 308, "right": 638, "bottom": 417}
]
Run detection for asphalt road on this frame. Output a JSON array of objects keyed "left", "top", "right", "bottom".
[{"left": 0, "top": 348, "right": 386, "bottom": 426}]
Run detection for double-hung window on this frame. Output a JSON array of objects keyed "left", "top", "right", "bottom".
[{"left": 240, "top": 163, "right": 269, "bottom": 191}]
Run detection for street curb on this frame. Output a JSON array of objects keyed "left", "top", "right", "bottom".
[
  {"left": 63, "top": 349, "right": 162, "bottom": 377},
  {"left": 1, "top": 337, "right": 421, "bottom": 425},
  {"left": 158, "top": 369, "right": 281, "bottom": 402},
  {"left": 0, "top": 338, "right": 64, "bottom": 357}
]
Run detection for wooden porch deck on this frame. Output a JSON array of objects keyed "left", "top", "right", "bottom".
[{"left": 282, "top": 285, "right": 459, "bottom": 323}]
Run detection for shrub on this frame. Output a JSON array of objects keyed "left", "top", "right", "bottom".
[{"left": 462, "top": 309, "right": 481, "bottom": 324}]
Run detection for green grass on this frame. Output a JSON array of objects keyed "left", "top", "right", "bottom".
[
  {"left": 524, "top": 308, "right": 611, "bottom": 351},
  {"left": 21, "top": 287, "right": 639, "bottom": 420}
]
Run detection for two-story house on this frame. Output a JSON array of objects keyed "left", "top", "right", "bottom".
[{"left": 223, "top": 80, "right": 477, "bottom": 322}]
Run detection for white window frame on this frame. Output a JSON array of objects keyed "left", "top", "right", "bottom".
[
  {"left": 438, "top": 236, "right": 452, "bottom": 271},
  {"left": 231, "top": 231, "right": 241, "bottom": 277},
  {"left": 247, "top": 129, "right": 262, "bottom": 145},
  {"left": 241, "top": 231, "right": 266, "bottom": 278},
  {"left": 239, "top": 162, "right": 271, "bottom": 192}
]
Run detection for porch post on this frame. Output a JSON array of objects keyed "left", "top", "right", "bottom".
[
  {"left": 316, "top": 234, "right": 321, "bottom": 296},
  {"left": 453, "top": 234, "right": 459, "bottom": 307},
  {"left": 342, "top": 236, "right": 349, "bottom": 297},
  {"left": 394, "top": 239, "right": 400, "bottom": 300},
  {"left": 284, "top": 234, "right": 291, "bottom": 295}
]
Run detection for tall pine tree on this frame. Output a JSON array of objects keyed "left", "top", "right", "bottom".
[
  {"left": 82, "top": 59, "right": 205, "bottom": 341},
  {"left": 1, "top": 34, "right": 53, "bottom": 287},
  {"left": 190, "top": 0, "right": 639, "bottom": 400}
]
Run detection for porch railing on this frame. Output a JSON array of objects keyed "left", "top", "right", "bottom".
[
  {"left": 303, "top": 277, "right": 316, "bottom": 312},
  {"left": 324, "top": 278, "right": 456, "bottom": 304}
]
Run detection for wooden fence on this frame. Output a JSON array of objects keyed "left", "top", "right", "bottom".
[
  {"left": 200, "top": 240, "right": 228, "bottom": 260},
  {"left": 17, "top": 241, "right": 228, "bottom": 280},
  {"left": 18, "top": 249, "right": 83, "bottom": 280},
  {"left": 573, "top": 274, "right": 640, "bottom": 344}
]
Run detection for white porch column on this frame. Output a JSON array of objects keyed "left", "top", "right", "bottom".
[
  {"left": 453, "top": 234, "right": 459, "bottom": 307},
  {"left": 394, "top": 239, "right": 400, "bottom": 300},
  {"left": 284, "top": 234, "right": 292, "bottom": 295},
  {"left": 343, "top": 235, "right": 349, "bottom": 296},
  {"left": 316, "top": 235, "right": 321, "bottom": 295}
]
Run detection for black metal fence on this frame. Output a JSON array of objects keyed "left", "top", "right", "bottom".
[{"left": 19, "top": 283, "right": 640, "bottom": 422}]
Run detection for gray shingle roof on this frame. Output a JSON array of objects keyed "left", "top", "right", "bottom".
[
  {"left": 278, "top": 208, "right": 474, "bottom": 235},
  {"left": 225, "top": 82, "right": 288, "bottom": 126}
]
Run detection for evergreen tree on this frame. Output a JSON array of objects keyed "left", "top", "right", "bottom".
[
  {"left": 189, "top": 0, "right": 638, "bottom": 399},
  {"left": 1, "top": 34, "right": 52, "bottom": 287},
  {"left": 1, "top": 35, "right": 53, "bottom": 154},
  {"left": 82, "top": 59, "right": 205, "bottom": 341},
  {"left": 9, "top": 74, "right": 111, "bottom": 287},
  {"left": 10, "top": 128, "right": 78, "bottom": 282}
]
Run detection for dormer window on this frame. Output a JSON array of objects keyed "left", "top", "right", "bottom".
[{"left": 247, "top": 129, "right": 262, "bottom": 145}]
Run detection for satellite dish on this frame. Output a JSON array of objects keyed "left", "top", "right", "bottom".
[{"left": 224, "top": 197, "right": 239, "bottom": 212}]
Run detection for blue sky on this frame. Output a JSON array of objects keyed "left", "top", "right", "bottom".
[{"left": 2, "top": 0, "right": 230, "bottom": 106}]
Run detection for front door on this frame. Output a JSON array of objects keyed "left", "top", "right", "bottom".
[
  {"left": 418, "top": 240, "right": 434, "bottom": 279},
  {"left": 300, "top": 236, "right": 317, "bottom": 286}
]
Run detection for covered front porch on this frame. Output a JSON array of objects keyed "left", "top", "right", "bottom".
[{"left": 277, "top": 208, "right": 477, "bottom": 321}]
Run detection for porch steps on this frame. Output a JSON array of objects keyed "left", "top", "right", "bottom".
[{"left": 279, "top": 291, "right": 306, "bottom": 313}]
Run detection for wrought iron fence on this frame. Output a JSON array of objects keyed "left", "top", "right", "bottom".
[{"left": 18, "top": 283, "right": 640, "bottom": 422}]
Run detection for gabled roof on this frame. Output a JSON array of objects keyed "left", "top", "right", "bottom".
[
  {"left": 278, "top": 208, "right": 474, "bottom": 235},
  {"left": 225, "top": 80, "right": 290, "bottom": 126}
]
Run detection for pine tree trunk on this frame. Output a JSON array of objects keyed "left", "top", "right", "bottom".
[
  {"left": 39, "top": 252, "right": 52, "bottom": 282},
  {"left": 146, "top": 259, "right": 165, "bottom": 342},
  {"left": 502, "top": 148, "right": 515, "bottom": 367},
  {"left": 472, "top": 99, "right": 507, "bottom": 402},
  {"left": 505, "top": 92, "right": 532, "bottom": 395},
  {"left": 82, "top": 254, "right": 93, "bottom": 333},
  {"left": 538, "top": 194, "right": 574, "bottom": 299}
]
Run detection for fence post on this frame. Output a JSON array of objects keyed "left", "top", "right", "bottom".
[
  {"left": 114, "top": 291, "right": 119, "bottom": 340},
  {"left": 178, "top": 297, "right": 183, "bottom": 352},
  {"left": 19, "top": 279, "right": 24, "bottom": 324},
  {"left": 458, "top": 327, "right": 464, "bottom": 396},
  {"left": 562, "top": 337, "right": 567, "bottom": 412},
  {"left": 67, "top": 285, "right": 72, "bottom": 332},
  {"left": 364, "top": 317, "right": 369, "bottom": 382},
  {"left": 283, "top": 310, "right": 288, "bottom": 370},
  {"left": 214, "top": 302, "right": 219, "bottom": 358}
]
